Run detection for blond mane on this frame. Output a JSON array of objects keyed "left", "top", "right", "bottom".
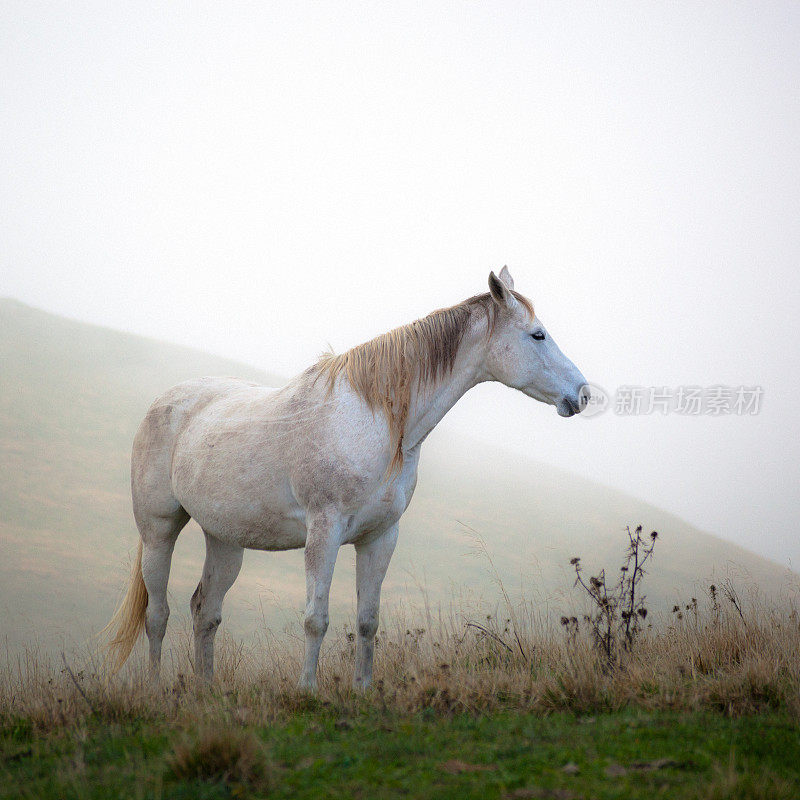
[{"left": 314, "top": 290, "right": 534, "bottom": 472}]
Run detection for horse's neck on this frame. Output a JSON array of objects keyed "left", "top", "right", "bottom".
[{"left": 403, "top": 323, "right": 487, "bottom": 452}]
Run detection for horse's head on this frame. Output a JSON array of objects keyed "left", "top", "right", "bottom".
[{"left": 483, "top": 267, "right": 588, "bottom": 417}]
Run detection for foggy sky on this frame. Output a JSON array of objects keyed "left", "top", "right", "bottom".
[{"left": 2, "top": 2, "right": 799, "bottom": 566}]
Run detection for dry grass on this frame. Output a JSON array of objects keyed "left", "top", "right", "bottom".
[
  {"left": 166, "top": 723, "right": 271, "bottom": 788},
  {"left": 2, "top": 583, "right": 799, "bottom": 730}
]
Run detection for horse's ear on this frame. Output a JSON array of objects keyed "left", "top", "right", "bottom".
[
  {"left": 489, "top": 270, "right": 517, "bottom": 310},
  {"left": 498, "top": 265, "right": 515, "bottom": 290}
]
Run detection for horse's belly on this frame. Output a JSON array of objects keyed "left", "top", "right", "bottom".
[
  {"left": 235, "top": 519, "right": 307, "bottom": 551},
  {"left": 186, "top": 499, "right": 308, "bottom": 551}
]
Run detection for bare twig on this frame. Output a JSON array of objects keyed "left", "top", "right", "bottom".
[
  {"left": 464, "top": 622, "right": 514, "bottom": 655},
  {"left": 61, "top": 652, "right": 97, "bottom": 715},
  {"left": 722, "top": 579, "right": 746, "bottom": 622}
]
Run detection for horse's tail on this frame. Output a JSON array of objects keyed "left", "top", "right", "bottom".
[{"left": 101, "top": 539, "right": 147, "bottom": 674}]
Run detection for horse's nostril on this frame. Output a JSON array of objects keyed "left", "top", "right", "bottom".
[{"left": 566, "top": 396, "right": 581, "bottom": 414}]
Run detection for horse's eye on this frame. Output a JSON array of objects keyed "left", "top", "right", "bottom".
[{"left": 531, "top": 331, "right": 546, "bottom": 341}]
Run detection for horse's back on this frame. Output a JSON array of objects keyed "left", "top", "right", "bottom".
[
  {"left": 135, "top": 377, "right": 267, "bottom": 456},
  {"left": 149, "top": 376, "right": 266, "bottom": 413}
]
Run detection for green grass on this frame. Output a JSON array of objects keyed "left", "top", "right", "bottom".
[{"left": 2, "top": 708, "right": 798, "bottom": 799}]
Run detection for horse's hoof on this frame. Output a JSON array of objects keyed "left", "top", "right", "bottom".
[{"left": 297, "top": 677, "right": 317, "bottom": 693}]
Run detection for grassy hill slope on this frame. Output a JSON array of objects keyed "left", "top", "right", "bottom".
[{"left": 0, "top": 298, "right": 793, "bottom": 658}]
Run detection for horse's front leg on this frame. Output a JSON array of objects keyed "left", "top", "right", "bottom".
[
  {"left": 353, "top": 524, "right": 398, "bottom": 690},
  {"left": 298, "top": 508, "right": 344, "bottom": 691}
]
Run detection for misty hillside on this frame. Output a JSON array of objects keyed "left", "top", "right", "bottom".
[{"left": 1, "top": 298, "right": 793, "bottom": 658}]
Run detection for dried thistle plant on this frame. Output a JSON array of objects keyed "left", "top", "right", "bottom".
[{"left": 568, "top": 525, "right": 658, "bottom": 667}]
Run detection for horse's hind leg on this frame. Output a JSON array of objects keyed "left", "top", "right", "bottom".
[
  {"left": 132, "top": 398, "right": 191, "bottom": 675},
  {"left": 140, "top": 511, "right": 189, "bottom": 674},
  {"left": 190, "top": 532, "right": 244, "bottom": 681}
]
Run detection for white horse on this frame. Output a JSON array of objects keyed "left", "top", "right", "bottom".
[{"left": 105, "top": 268, "right": 587, "bottom": 688}]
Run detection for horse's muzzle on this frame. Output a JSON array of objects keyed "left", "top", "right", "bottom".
[{"left": 557, "top": 385, "right": 591, "bottom": 417}]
